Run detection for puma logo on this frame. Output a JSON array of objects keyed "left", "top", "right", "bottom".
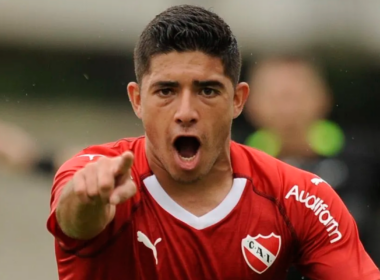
[
  {"left": 137, "top": 231, "right": 162, "bottom": 265},
  {"left": 311, "top": 178, "right": 327, "bottom": 186},
  {"left": 78, "top": 154, "right": 105, "bottom": 161}
]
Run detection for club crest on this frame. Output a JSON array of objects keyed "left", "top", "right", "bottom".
[{"left": 241, "top": 233, "right": 281, "bottom": 274}]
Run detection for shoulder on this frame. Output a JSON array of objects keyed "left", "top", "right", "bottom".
[
  {"left": 57, "top": 136, "right": 145, "bottom": 172},
  {"left": 80, "top": 136, "right": 145, "bottom": 158},
  {"left": 231, "top": 142, "right": 346, "bottom": 239},
  {"left": 231, "top": 141, "right": 315, "bottom": 198},
  {"left": 52, "top": 136, "right": 148, "bottom": 193}
]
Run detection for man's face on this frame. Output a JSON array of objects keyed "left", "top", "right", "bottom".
[{"left": 128, "top": 51, "right": 248, "bottom": 183}]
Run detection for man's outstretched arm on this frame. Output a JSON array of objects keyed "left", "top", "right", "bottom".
[{"left": 55, "top": 152, "right": 136, "bottom": 240}]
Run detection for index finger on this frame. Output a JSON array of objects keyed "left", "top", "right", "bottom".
[{"left": 113, "top": 151, "right": 134, "bottom": 176}]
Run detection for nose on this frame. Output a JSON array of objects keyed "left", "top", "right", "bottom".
[{"left": 174, "top": 91, "right": 198, "bottom": 127}]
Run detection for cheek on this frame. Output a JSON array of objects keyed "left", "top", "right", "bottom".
[
  {"left": 207, "top": 109, "right": 232, "bottom": 138},
  {"left": 144, "top": 119, "right": 160, "bottom": 138},
  {"left": 142, "top": 111, "right": 170, "bottom": 145}
]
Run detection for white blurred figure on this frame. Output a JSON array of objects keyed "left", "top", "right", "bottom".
[
  {"left": 0, "top": 120, "right": 39, "bottom": 171},
  {"left": 0, "top": 120, "right": 77, "bottom": 174}
]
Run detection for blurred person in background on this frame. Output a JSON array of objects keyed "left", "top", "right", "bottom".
[
  {"left": 0, "top": 119, "right": 76, "bottom": 175},
  {"left": 233, "top": 55, "right": 380, "bottom": 275}
]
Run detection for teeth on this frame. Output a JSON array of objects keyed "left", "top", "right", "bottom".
[{"left": 180, "top": 155, "right": 196, "bottom": 161}]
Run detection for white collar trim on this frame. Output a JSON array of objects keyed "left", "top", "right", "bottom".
[{"left": 143, "top": 175, "right": 247, "bottom": 230}]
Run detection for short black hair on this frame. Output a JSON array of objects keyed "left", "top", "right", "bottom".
[{"left": 134, "top": 5, "right": 241, "bottom": 85}]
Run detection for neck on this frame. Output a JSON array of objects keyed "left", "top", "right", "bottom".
[
  {"left": 145, "top": 139, "right": 234, "bottom": 216},
  {"left": 277, "top": 128, "right": 317, "bottom": 159}
]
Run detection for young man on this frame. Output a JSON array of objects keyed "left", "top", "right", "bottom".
[{"left": 47, "top": 5, "right": 380, "bottom": 280}]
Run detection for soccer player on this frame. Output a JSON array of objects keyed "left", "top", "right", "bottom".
[{"left": 47, "top": 5, "right": 380, "bottom": 280}]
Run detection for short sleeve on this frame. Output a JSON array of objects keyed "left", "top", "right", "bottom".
[
  {"left": 46, "top": 148, "right": 139, "bottom": 255},
  {"left": 282, "top": 170, "right": 380, "bottom": 280}
]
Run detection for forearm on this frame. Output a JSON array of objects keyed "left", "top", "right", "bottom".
[{"left": 55, "top": 180, "right": 116, "bottom": 240}]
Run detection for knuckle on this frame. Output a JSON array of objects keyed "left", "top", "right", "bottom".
[
  {"left": 97, "top": 159, "right": 116, "bottom": 176},
  {"left": 84, "top": 162, "right": 97, "bottom": 172},
  {"left": 98, "top": 183, "right": 113, "bottom": 194},
  {"left": 97, "top": 156, "right": 113, "bottom": 167},
  {"left": 98, "top": 176, "right": 114, "bottom": 189},
  {"left": 74, "top": 186, "right": 87, "bottom": 198},
  {"left": 96, "top": 157, "right": 108, "bottom": 165},
  {"left": 86, "top": 183, "right": 99, "bottom": 198},
  {"left": 73, "top": 176, "right": 86, "bottom": 197}
]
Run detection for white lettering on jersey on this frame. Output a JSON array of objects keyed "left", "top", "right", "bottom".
[
  {"left": 137, "top": 231, "right": 162, "bottom": 265},
  {"left": 285, "top": 185, "right": 342, "bottom": 244},
  {"left": 311, "top": 178, "right": 327, "bottom": 186},
  {"left": 78, "top": 154, "right": 105, "bottom": 161}
]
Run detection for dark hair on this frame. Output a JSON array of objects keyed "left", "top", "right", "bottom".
[{"left": 134, "top": 5, "right": 241, "bottom": 85}]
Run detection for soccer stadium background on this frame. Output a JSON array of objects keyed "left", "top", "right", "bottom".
[{"left": 1, "top": 1, "right": 380, "bottom": 279}]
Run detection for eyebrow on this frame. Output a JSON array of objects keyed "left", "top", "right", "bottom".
[
  {"left": 150, "top": 80, "right": 226, "bottom": 90},
  {"left": 193, "top": 80, "right": 226, "bottom": 90},
  {"left": 151, "top": 81, "right": 180, "bottom": 88}
]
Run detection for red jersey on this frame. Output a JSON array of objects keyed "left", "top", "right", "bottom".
[{"left": 47, "top": 137, "right": 380, "bottom": 280}]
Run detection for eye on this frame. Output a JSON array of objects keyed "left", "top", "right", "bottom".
[
  {"left": 200, "top": 88, "right": 219, "bottom": 97},
  {"left": 157, "top": 88, "right": 173, "bottom": 96}
]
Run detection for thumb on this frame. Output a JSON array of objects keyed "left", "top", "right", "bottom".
[{"left": 109, "top": 180, "right": 137, "bottom": 205}]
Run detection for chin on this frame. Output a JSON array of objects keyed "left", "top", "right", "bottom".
[{"left": 169, "top": 170, "right": 203, "bottom": 184}]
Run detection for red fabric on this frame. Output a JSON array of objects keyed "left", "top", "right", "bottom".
[{"left": 47, "top": 137, "right": 380, "bottom": 280}]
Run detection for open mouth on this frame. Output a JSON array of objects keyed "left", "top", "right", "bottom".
[{"left": 174, "top": 136, "right": 201, "bottom": 161}]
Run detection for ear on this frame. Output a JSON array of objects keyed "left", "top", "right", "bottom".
[
  {"left": 233, "top": 82, "right": 250, "bottom": 119},
  {"left": 127, "top": 82, "right": 142, "bottom": 119}
]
